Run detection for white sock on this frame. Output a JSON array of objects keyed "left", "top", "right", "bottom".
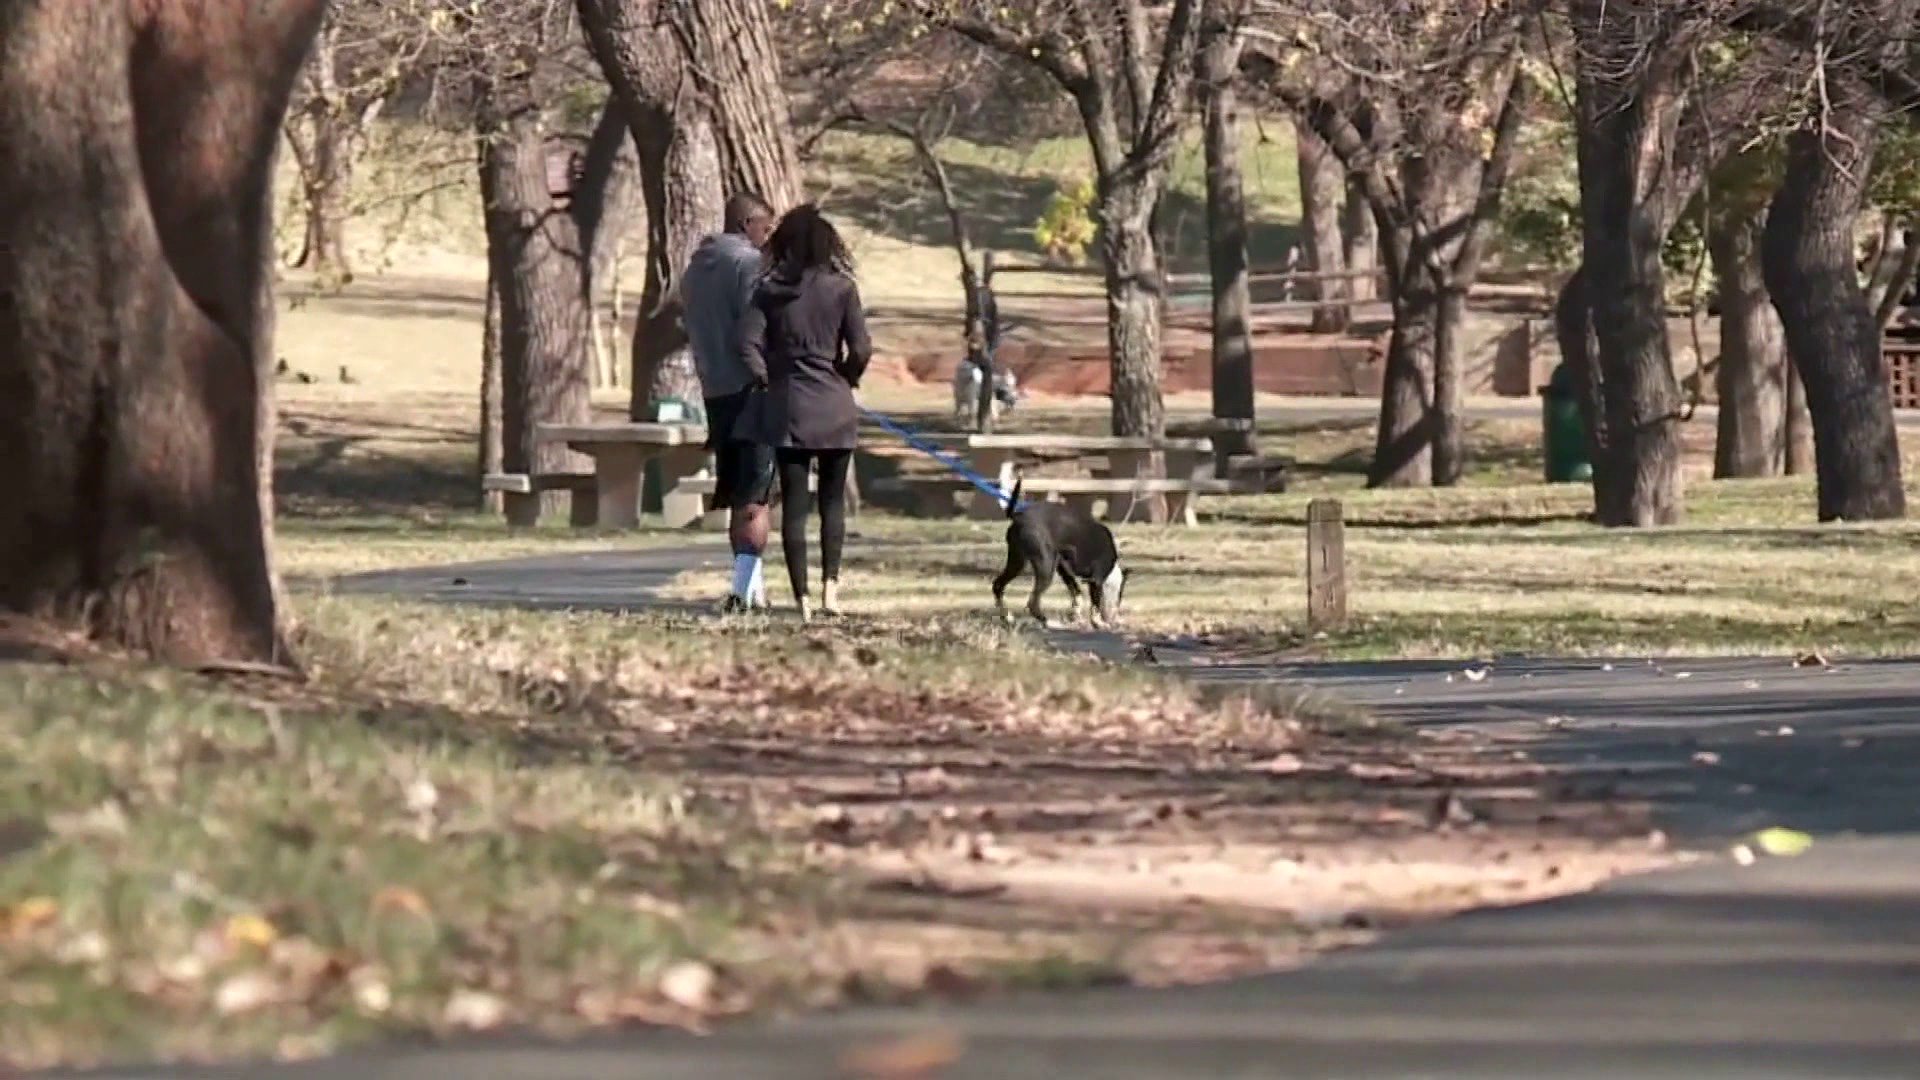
[
  {"left": 730, "top": 554, "right": 760, "bottom": 600},
  {"left": 747, "top": 559, "right": 766, "bottom": 606}
]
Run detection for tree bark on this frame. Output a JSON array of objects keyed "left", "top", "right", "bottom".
[
  {"left": 631, "top": 113, "right": 721, "bottom": 408},
  {"left": 1370, "top": 261, "right": 1438, "bottom": 487},
  {"left": 1297, "top": 126, "right": 1350, "bottom": 333},
  {"left": 1785, "top": 357, "right": 1814, "bottom": 475},
  {"left": 1101, "top": 180, "right": 1168, "bottom": 439},
  {"left": 0, "top": 0, "right": 322, "bottom": 665},
  {"left": 1203, "top": 16, "right": 1255, "bottom": 457},
  {"left": 1764, "top": 78, "right": 1905, "bottom": 521},
  {"left": 293, "top": 110, "right": 355, "bottom": 277},
  {"left": 479, "top": 269, "right": 505, "bottom": 513},
  {"left": 571, "top": 100, "right": 640, "bottom": 391},
  {"left": 1708, "top": 206, "right": 1786, "bottom": 478},
  {"left": 1430, "top": 285, "right": 1469, "bottom": 484},
  {"left": 1553, "top": 265, "right": 1609, "bottom": 482},
  {"left": 663, "top": 0, "right": 805, "bottom": 208},
  {"left": 476, "top": 70, "right": 593, "bottom": 518},
  {"left": 1343, "top": 178, "right": 1378, "bottom": 303},
  {"left": 1572, "top": 49, "right": 1686, "bottom": 526},
  {"left": 578, "top": 0, "right": 799, "bottom": 413}
]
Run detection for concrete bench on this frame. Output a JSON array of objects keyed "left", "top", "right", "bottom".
[
  {"left": 873, "top": 473, "right": 1236, "bottom": 526},
  {"left": 482, "top": 471, "right": 598, "bottom": 528}
]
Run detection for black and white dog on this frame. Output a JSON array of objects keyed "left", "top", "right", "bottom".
[{"left": 992, "top": 479, "right": 1129, "bottom": 627}]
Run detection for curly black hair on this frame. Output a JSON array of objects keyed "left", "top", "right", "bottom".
[{"left": 764, "top": 203, "right": 854, "bottom": 276}]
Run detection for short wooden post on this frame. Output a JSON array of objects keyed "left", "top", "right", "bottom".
[{"left": 1306, "top": 498, "right": 1347, "bottom": 631}]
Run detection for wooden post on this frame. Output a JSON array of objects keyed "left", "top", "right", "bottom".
[{"left": 1306, "top": 498, "right": 1347, "bottom": 631}]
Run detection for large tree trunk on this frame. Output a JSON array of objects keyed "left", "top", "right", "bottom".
[
  {"left": 1430, "top": 285, "right": 1469, "bottom": 484},
  {"left": 1202, "top": 11, "right": 1255, "bottom": 457},
  {"left": 572, "top": 100, "right": 641, "bottom": 391},
  {"left": 477, "top": 71, "right": 592, "bottom": 520},
  {"left": 1764, "top": 79, "right": 1905, "bottom": 521},
  {"left": 1370, "top": 254, "right": 1438, "bottom": 487},
  {"left": 478, "top": 270, "right": 505, "bottom": 513},
  {"left": 663, "top": 0, "right": 805, "bottom": 208},
  {"left": 1297, "top": 127, "right": 1351, "bottom": 334},
  {"left": 1708, "top": 206, "right": 1786, "bottom": 478},
  {"left": 1344, "top": 178, "right": 1378, "bottom": 303},
  {"left": 1100, "top": 180, "right": 1168, "bottom": 439},
  {"left": 1572, "top": 65, "right": 1685, "bottom": 526},
  {"left": 630, "top": 113, "right": 721, "bottom": 408},
  {"left": 577, "top": 0, "right": 796, "bottom": 413},
  {"left": 0, "top": 0, "right": 321, "bottom": 666}
]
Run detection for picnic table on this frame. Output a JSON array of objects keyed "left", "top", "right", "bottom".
[
  {"left": 880, "top": 431, "right": 1224, "bottom": 525},
  {"left": 534, "top": 423, "right": 711, "bottom": 529}
]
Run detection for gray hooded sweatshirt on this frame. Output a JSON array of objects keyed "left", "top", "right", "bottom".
[{"left": 680, "top": 231, "right": 763, "bottom": 399}]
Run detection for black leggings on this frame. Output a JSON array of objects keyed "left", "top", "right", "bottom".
[{"left": 776, "top": 448, "right": 852, "bottom": 602}]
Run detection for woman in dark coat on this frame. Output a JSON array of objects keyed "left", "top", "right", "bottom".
[{"left": 738, "top": 204, "right": 872, "bottom": 621}]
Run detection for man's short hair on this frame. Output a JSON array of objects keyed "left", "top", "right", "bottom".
[{"left": 724, "top": 192, "right": 773, "bottom": 234}]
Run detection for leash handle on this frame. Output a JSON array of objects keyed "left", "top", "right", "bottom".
[{"left": 858, "top": 405, "right": 1026, "bottom": 512}]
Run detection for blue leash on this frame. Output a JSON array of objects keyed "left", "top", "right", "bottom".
[{"left": 858, "top": 406, "right": 1027, "bottom": 512}]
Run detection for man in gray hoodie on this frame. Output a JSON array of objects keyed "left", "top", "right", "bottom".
[{"left": 682, "top": 192, "right": 776, "bottom": 612}]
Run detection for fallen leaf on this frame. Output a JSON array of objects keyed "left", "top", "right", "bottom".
[
  {"left": 444, "top": 988, "right": 507, "bottom": 1030},
  {"left": 224, "top": 913, "right": 279, "bottom": 950},
  {"left": 657, "top": 960, "right": 716, "bottom": 1012},
  {"left": 351, "top": 968, "right": 392, "bottom": 1014},
  {"left": 4, "top": 896, "right": 59, "bottom": 936},
  {"left": 1262, "top": 752, "right": 1304, "bottom": 775},
  {"left": 1691, "top": 750, "right": 1721, "bottom": 766},
  {"left": 1672, "top": 671, "right": 1693, "bottom": 680},
  {"left": 921, "top": 964, "right": 979, "bottom": 999},
  {"left": 215, "top": 972, "right": 281, "bottom": 1015},
  {"left": 1426, "top": 791, "right": 1478, "bottom": 829},
  {"left": 404, "top": 777, "right": 439, "bottom": 816},
  {"left": 1730, "top": 844, "right": 1757, "bottom": 867},
  {"left": 1753, "top": 827, "right": 1814, "bottom": 857},
  {"left": 1461, "top": 666, "right": 1489, "bottom": 683},
  {"left": 839, "top": 1028, "right": 964, "bottom": 1079},
  {"left": 1794, "top": 652, "right": 1830, "bottom": 668},
  {"left": 370, "top": 886, "right": 432, "bottom": 919}
]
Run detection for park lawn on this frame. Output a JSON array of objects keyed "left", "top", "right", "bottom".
[
  {"left": 666, "top": 473, "right": 1920, "bottom": 661},
  {"left": 0, "top": 508, "right": 1666, "bottom": 1069}
]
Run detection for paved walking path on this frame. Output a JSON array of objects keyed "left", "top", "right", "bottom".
[{"left": 100, "top": 545, "right": 1920, "bottom": 1078}]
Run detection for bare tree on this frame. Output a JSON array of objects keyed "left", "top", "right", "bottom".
[
  {"left": 456, "top": 3, "right": 597, "bottom": 521},
  {"left": 1764, "top": 72, "right": 1906, "bottom": 520},
  {"left": 283, "top": 0, "right": 435, "bottom": 279},
  {"left": 1246, "top": 0, "right": 1534, "bottom": 487},
  {"left": 0, "top": 0, "right": 323, "bottom": 666},
  {"left": 1549, "top": 1, "right": 1787, "bottom": 524},
  {"left": 576, "top": 0, "right": 805, "bottom": 412},
  {"left": 1727, "top": 0, "right": 1914, "bottom": 519},
  {"left": 841, "top": 0, "right": 1212, "bottom": 440}
]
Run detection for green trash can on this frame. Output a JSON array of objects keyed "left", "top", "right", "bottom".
[
  {"left": 1539, "top": 364, "right": 1593, "bottom": 484},
  {"left": 642, "top": 396, "right": 706, "bottom": 515}
]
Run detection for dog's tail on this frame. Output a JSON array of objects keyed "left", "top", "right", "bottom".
[{"left": 1005, "top": 477, "right": 1023, "bottom": 519}]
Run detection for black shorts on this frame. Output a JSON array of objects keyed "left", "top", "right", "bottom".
[{"left": 704, "top": 391, "right": 775, "bottom": 509}]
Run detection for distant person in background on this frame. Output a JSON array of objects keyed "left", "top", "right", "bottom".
[
  {"left": 682, "top": 192, "right": 777, "bottom": 613},
  {"left": 738, "top": 204, "right": 872, "bottom": 622}
]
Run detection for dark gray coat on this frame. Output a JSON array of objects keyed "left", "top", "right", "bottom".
[{"left": 736, "top": 267, "right": 872, "bottom": 450}]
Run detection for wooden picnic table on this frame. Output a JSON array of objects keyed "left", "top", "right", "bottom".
[
  {"left": 900, "top": 432, "right": 1216, "bottom": 522},
  {"left": 535, "top": 423, "right": 710, "bottom": 529}
]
